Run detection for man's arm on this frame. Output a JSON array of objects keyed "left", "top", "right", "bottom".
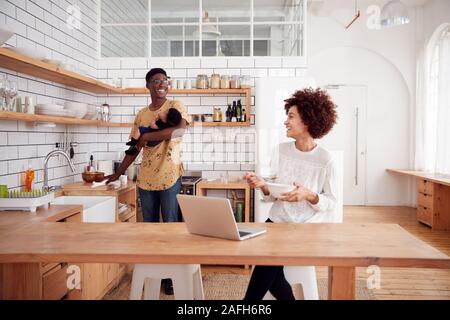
[
  {"left": 137, "top": 119, "right": 188, "bottom": 147},
  {"left": 106, "top": 152, "right": 138, "bottom": 183}
]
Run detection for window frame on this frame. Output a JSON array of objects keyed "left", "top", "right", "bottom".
[{"left": 98, "top": 0, "right": 306, "bottom": 58}]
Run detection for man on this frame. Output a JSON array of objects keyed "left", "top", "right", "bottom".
[{"left": 107, "top": 68, "right": 190, "bottom": 294}]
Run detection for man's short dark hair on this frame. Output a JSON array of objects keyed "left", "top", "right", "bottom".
[
  {"left": 146, "top": 68, "right": 167, "bottom": 83},
  {"left": 167, "top": 108, "right": 182, "bottom": 126}
]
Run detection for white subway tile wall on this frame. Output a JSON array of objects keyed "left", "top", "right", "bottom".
[
  {"left": 0, "top": 2, "right": 306, "bottom": 192},
  {"left": 0, "top": 0, "right": 100, "bottom": 189}
]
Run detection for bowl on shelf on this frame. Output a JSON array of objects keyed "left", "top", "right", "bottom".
[
  {"left": 64, "top": 101, "right": 87, "bottom": 118},
  {"left": 42, "top": 58, "right": 62, "bottom": 66},
  {"left": 266, "top": 182, "right": 294, "bottom": 199},
  {"left": 8, "top": 46, "right": 47, "bottom": 60},
  {"left": 82, "top": 171, "right": 105, "bottom": 183},
  {"left": 0, "top": 25, "right": 14, "bottom": 46}
]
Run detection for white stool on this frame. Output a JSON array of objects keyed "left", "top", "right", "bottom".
[
  {"left": 263, "top": 266, "right": 319, "bottom": 300},
  {"left": 130, "top": 264, "right": 204, "bottom": 300}
]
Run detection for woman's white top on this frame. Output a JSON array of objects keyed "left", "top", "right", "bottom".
[{"left": 263, "top": 142, "right": 339, "bottom": 223}]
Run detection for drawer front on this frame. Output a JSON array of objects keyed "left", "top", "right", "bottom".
[
  {"left": 41, "top": 262, "right": 60, "bottom": 275},
  {"left": 417, "top": 179, "right": 434, "bottom": 195},
  {"left": 418, "top": 192, "right": 434, "bottom": 210},
  {"left": 42, "top": 264, "right": 68, "bottom": 300},
  {"left": 417, "top": 206, "right": 433, "bottom": 226}
]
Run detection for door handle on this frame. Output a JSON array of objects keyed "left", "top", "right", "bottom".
[{"left": 355, "top": 107, "right": 359, "bottom": 186}]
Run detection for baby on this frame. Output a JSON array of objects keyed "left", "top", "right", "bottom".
[{"left": 125, "top": 108, "right": 182, "bottom": 156}]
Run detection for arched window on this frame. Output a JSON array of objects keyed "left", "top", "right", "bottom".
[{"left": 421, "top": 23, "right": 450, "bottom": 174}]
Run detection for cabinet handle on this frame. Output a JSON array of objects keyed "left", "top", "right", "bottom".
[{"left": 355, "top": 107, "right": 359, "bottom": 186}]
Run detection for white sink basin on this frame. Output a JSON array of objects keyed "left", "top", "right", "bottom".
[{"left": 51, "top": 196, "right": 116, "bottom": 223}]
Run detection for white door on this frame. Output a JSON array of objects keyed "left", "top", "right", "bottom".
[{"left": 318, "top": 85, "right": 367, "bottom": 205}]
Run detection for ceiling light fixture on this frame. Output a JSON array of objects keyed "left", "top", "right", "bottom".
[
  {"left": 380, "top": 0, "right": 410, "bottom": 28},
  {"left": 345, "top": 0, "right": 361, "bottom": 29},
  {"left": 192, "top": 11, "right": 221, "bottom": 39}
]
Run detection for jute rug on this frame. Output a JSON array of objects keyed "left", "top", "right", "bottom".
[{"left": 104, "top": 273, "right": 376, "bottom": 300}]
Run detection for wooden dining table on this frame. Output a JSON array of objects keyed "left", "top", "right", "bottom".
[{"left": 1, "top": 221, "right": 449, "bottom": 300}]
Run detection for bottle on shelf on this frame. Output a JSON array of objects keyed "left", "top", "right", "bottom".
[
  {"left": 241, "top": 107, "right": 246, "bottom": 122},
  {"left": 226, "top": 104, "right": 232, "bottom": 122},
  {"left": 231, "top": 101, "right": 237, "bottom": 122},
  {"left": 88, "top": 154, "right": 94, "bottom": 172},
  {"left": 236, "top": 100, "right": 242, "bottom": 122}
]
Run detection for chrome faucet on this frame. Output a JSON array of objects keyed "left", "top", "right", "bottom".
[{"left": 43, "top": 149, "right": 77, "bottom": 192}]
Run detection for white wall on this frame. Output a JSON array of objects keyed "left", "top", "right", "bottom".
[
  {"left": 421, "top": 0, "right": 450, "bottom": 41},
  {"left": 306, "top": 0, "right": 419, "bottom": 205}
]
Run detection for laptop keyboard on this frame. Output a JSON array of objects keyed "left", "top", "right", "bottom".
[{"left": 239, "top": 231, "right": 252, "bottom": 237}]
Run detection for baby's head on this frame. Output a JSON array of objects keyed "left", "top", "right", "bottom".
[{"left": 159, "top": 108, "right": 182, "bottom": 126}]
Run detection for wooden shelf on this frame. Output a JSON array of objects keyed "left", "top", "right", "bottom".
[
  {"left": 0, "top": 111, "right": 132, "bottom": 127},
  {"left": 122, "top": 87, "right": 252, "bottom": 127},
  {"left": 191, "top": 121, "right": 250, "bottom": 127},
  {"left": 0, "top": 48, "right": 252, "bottom": 127},
  {"left": 118, "top": 208, "right": 136, "bottom": 222},
  {"left": 121, "top": 88, "right": 251, "bottom": 95},
  {"left": 0, "top": 48, "right": 121, "bottom": 94}
]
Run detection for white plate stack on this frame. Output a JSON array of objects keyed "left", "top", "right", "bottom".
[
  {"left": 83, "top": 105, "right": 97, "bottom": 120},
  {"left": 35, "top": 104, "right": 76, "bottom": 117},
  {"left": 64, "top": 101, "right": 87, "bottom": 118}
]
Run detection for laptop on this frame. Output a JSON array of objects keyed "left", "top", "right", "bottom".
[{"left": 177, "top": 195, "right": 266, "bottom": 241}]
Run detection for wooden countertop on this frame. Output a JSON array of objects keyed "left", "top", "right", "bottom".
[
  {"left": 196, "top": 179, "right": 249, "bottom": 189},
  {"left": 387, "top": 169, "right": 450, "bottom": 187},
  {"left": 0, "top": 204, "right": 82, "bottom": 235},
  {"left": 0, "top": 222, "right": 449, "bottom": 269},
  {"left": 62, "top": 181, "right": 136, "bottom": 194}
]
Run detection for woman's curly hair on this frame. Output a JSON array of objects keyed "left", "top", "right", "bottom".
[{"left": 284, "top": 88, "right": 337, "bottom": 139}]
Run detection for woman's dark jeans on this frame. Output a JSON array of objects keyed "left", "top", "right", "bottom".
[{"left": 243, "top": 218, "right": 295, "bottom": 300}]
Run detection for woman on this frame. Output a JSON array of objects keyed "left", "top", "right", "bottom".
[
  {"left": 244, "top": 87, "right": 338, "bottom": 300},
  {"left": 107, "top": 68, "right": 190, "bottom": 294}
]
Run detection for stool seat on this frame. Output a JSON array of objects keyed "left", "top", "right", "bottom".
[{"left": 130, "top": 264, "right": 204, "bottom": 300}]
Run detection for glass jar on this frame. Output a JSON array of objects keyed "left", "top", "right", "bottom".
[
  {"left": 230, "top": 75, "right": 240, "bottom": 89},
  {"left": 240, "top": 75, "right": 251, "bottom": 88},
  {"left": 210, "top": 74, "right": 220, "bottom": 89},
  {"left": 220, "top": 75, "right": 230, "bottom": 89},
  {"left": 213, "top": 107, "right": 221, "bottom": 122},
  {"left": 196, "top": 74, "right": 208, "bottom": 89}
]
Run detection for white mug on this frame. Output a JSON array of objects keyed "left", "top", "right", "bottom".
[
  {"left": 177, "top": 79, "right": 184, "bottom": 89},
  {"left": 184, "top": 79, "right": 191, "bottom": 89},
  {"left": 120, "top": 175, "right": 128, "bottom": 186},
  {"left": 25, "top": 96, "right": 35, "bottom": 114},
  {"left": 171, "top": 80, "right": 178, "bottom": 89}
]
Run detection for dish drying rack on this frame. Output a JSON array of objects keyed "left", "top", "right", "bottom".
[{"left": 0, "top": 190, "right": 55, "bottom": 213}]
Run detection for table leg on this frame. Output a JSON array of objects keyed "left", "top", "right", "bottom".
[
  {"left": 0, "top": 263, "right": 42, "bottom": 299},
  {"left": 244, "top": 187, "right": 250, "bottom": 222},
  {"left": 328, "top": 266, "right": 356, "bottom": 300}
]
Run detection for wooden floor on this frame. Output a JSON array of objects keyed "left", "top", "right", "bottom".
[{"left": 202, "top": 206, "right": 450, "bottom": 300}]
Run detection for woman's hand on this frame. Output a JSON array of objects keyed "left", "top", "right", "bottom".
[
  {"left": 278, "top": 182, "right": 319, "bottom": 204},
  {"left": 244, "top": 172, "right": 270, "bottom": 195}
]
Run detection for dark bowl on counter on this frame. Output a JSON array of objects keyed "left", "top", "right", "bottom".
[{"left": 82, "top": 171, "right": 105, "bottom": 183}]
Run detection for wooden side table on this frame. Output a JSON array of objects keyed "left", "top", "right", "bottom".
[
  {"left": 387, "top": 169, "right": 450, "bottom": 230},
  {"left": 196, "top": 180, "right": 251, "bottom": 222}
]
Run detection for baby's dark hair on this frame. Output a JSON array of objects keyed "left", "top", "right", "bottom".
[{"left": 167, "top": 108, "right": 182, "bottom": 126}]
